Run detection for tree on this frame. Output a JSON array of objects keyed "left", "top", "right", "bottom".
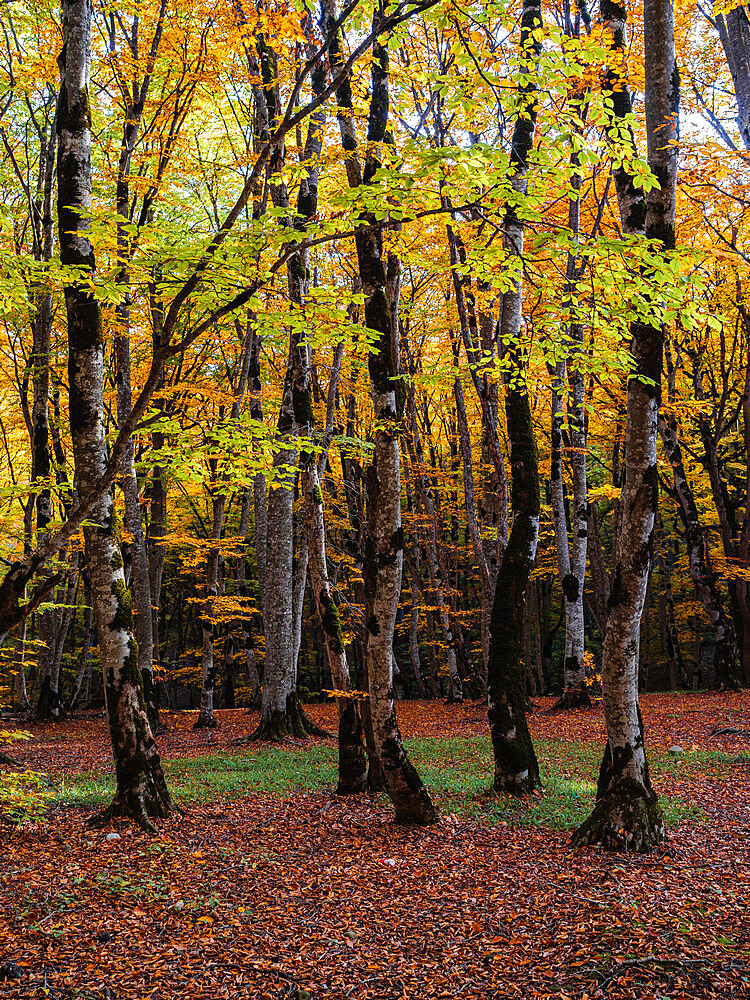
[
  {"left": 56, "top": 0, "right": 174, "bottom": 828},
  {"left": 574, "top": 0, "right": 679, "bottom": 851},
  {"left": 485, "top": 0, "right": 543, "bottom": 796}
]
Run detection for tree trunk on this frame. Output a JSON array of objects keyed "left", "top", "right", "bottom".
[
  {"left": 587, "top": 503, "right": 611, "bottom": 638},
  {"left": 658, "top": 337, "right": 743, "bottom": 688},
  {"left": 147, "top": 299, "right": 168, "bottom": 682},
  {"left": 253, "top": 30, "right": 329, "bottom": 741},
  {"left": 300, "top": 308, "right": 367, "bottom": 790},
  {"left": 324, "top": 0, "right": 435, "bottom": 822},
  {"left": 402, "top": 350, "right": 463, "bottom": 703},
  {"left": 13, "top": 620, "right": 30, "bottom": 712},
  {"left": 116, "top": 330, "right": 159, "bottom": 727},
  {"left": 57, "top": 0, "right": 173, "bottom": 829},
  {"left": 574, "top": 0, "right": 677, "bottom": 851},
  {"left": 195, "top": 493, "right": 224, "bottom": 728},
  {"left": 486, "top": 0, "right": 543, "bottom": 796},
  {"left": 453, "top": 371, "right": 492, "bottom": 682},
  {"left": 716, "top": 7, "right": 750, "bottom": 150},
  {"left": 657, "top": 525, "right": 685, "bottom": 689},
  {"left": 67, "top": 571, "right": 93, "bottom": 711},
  {"left": 404, "top": 549, "right": 428, "bottom": 698}
]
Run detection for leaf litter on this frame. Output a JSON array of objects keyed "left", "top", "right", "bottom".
[{"left": 1, "top": 692, "right": 749, "bottom": 999}]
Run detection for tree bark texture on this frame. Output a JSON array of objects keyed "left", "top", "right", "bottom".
[
  {"left": 486, "top": 0, "right": 543, "bottom": 796},
  {"left": 716, "top": 7, "right": 750, "bottom": 150},
  {"left": 57, "top": 0, "right": 173, "bottom": 829},
  {"left": 325, "top": 0, "right": 435, "bottom": 822},
  {"left": 574, "top": 0, "right": 678, "bottom": 851}
]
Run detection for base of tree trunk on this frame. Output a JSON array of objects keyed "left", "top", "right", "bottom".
[
  {"left": 572, "top": 779, "right": 665, "bottom": 853},
  {"left": 489, "top": 701, "right": 541, "bottom": 797},
  {"left": 714, "top": 652, "right": 744, "bottom": 692},
  {"left": 35, "top": 677, "right": 60, "bottom": 722},
  {"left": 385, "top": 758, "right": 436, "bottom": 825},
  {"left": 193, "top": 712, "right": 219, "bottom": 730},
  {"left": 492, "top": 768, "right": 539, "bottom": 796},
  {"left": 335, "top": 700, "right": 368, "bottom": 795},
  {"left": 249, "top": 693, "right": 332, "bottom": 742},
  {"left": 548, "top": 683, "right": 592, "bottom": 712},
  {"left": 377, "top": 711, "right": 437, "bottom": 825},
  {"left": 88, "top": 771, "right": 180, "bottom": 833}
]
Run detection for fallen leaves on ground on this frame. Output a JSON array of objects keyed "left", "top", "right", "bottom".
[{"left": 1, "top": 692, "right": 749, "bottom": 999}]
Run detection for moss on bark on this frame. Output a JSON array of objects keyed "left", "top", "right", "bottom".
[
  {"left": 548, "top": 683, "right": 593, "bottom": 712},
  {"left": 250, "top": 693, "right": 332, "bottom": 742},
  {"left": 571, "top": 777, "right": 665, "bottom": 853},
  {"left": 336, "top": 699, "right": 368, "bottom": 795}
]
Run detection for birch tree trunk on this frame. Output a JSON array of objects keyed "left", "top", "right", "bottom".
[
  {"left": 57, "top": 0, "right": 173, "bottom": 828},
  {"left": 574, "top": 0, "right": 678, "bottom": 851}
]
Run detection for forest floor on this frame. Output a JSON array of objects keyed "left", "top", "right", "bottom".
[{"left": 1, "top": 692, "right": 750, "bottom": 999}]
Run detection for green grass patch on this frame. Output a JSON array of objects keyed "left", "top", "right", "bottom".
[{"left": 55, "top": 734, "right": 714, "bottom": 831}]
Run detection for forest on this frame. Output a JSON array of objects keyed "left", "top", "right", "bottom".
[{"left": 0, "top": 0, "right": 750, "bottom": 994}]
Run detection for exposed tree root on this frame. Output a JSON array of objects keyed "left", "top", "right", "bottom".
[
  {"left": 87, "top": 771, "right": 181, "bottom": 833},
  {"left": 710, "top": 725, "right": 750, "bottom": 738},
  {"left": 547, "top": 683, "right": 592, "bottom": 713},
  {"left": 249, "top": 694, "right": 333, "bottom": 742},
  {"left": 572, "top": 779, "right": 665, "bottom": 853}
]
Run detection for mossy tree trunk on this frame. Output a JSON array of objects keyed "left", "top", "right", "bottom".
[
  {"left": 324, "top": 0, "right": 435, "bottom": 822},
  {"left": 574, "top": 0, "right": 678, "bottom": 852},
  {"left": 57, "top": 0, "right": 173, "bottom": 830},
  {"left": 485, "top": 0, "right": 543, "bottom": 796}
]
